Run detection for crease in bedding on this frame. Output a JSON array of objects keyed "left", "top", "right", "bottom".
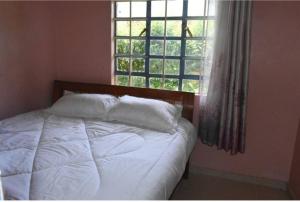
[
  {"left": 0, "top": 110, "right": 196, "bottom": 200},
  {"left": 29, "top": 119, "right": 45, "bottom": 199},
  {"left": 129, "top": 131, "right": 179, "bottom": 199}
]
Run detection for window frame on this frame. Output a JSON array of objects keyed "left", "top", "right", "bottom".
[{"left": 113, "top": 0, "right": 214, "bottom": 92}]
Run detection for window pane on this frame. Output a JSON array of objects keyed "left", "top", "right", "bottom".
[
  {"left": 187, "top": 20, "right": 204, "bottom": 37},
  {"left": 200, "top": 78, "right": 210, "bottom": 95},
  {"left": 188, "top": 0, "right": 205, "bottom": 16},
  {"left": 165, "top": 59, "right": 180, "bottom": 75},
  {"left": 208, "top": 0, "right": 216, "bottom": 16},
  {"left": 116, "top": 75, "right": 129, "bottom": 86},
  {"left": 131, "top": 76, "right": 145, "bottom": 87},
  {"left": 114, "top": 1, "right": 209, "bottom": 93},
  {"left": 207, "top": 20, "right": 215, "bottom": 37},
  {"left": 150, "top": 40, "right": 164, "bottom": 55},
  {"left": 116, "top": 39, "right": 130, "bottom": 55},
  {"left": 150, "top": 77, "right": 163, "bottom": 89},
  {"left": 151, "top": 21, "right": 165, "bottom": 36},
  {"left": 205, "top": 40, "right": 214, "bottom": 58},
  {"left": 132, "top": 2, "right": 146, "bottom": 17},
  {"left": 185, "top": 40, "right": 205, "bottom": 56},
  {"left": 116, "top": 21, "right": 130, "bottom": 36},
  {"left": 132, "top": 58, "right": 145, "bottom": 72},
  {"left": 132, "top": 21, "right": 146, "bottom": 36},
  {"left": 132, "top": 40, "right": 145, "bottom": 55},
  {"left": 116, "top": 2, "right": 130, "bottom": 18},
  {"left": 150, "top": 59, "right": 163, "bottom": 74},
  {"left": 151, "top": 0, "right": 165, "bottom": 17},
  {"left": 166, "top": 20, "right": 182, "bottom": 37},
  {"left": 164, "top": 79, "right": 179, "bottom": 91},
  {"left": 182, "top": 80, "right": 199, "bottom": 93},
  {"left": 203, "top": 62, "right": 212, "bottom": 77},
  {"left": 185, "top": 60, "right": 201, "bottom": 75},
  {"left": 167, "top": 0, "right": 183, "bottom": 17},
  {"left": 117, "top": 57, "right": 129, "bottom": 72},
  {"left": 166, "top": 40, "right": 181, "bottom": 56}
]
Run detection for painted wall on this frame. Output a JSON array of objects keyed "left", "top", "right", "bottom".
[
  {"left": 54, "top": 1, "right": 112, "bottom": 85},
  {"left": 0, "top": 2, "right": 56, "bottom": 120},
  {"left": 0, "top": 1, "right": 111, "bottom": 120},
  {"left": 191, "top": 1, "right": 300, "bottom": 182},
  {"left": 289, "top": 119, "right": 300, "bottom": 199}
]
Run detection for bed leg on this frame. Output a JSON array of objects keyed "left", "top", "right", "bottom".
[{"left": 183, "top": 158, "right": 190, "bottom": 179}]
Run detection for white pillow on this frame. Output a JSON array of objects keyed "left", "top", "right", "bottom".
[
  {"left": 108, "top": 95, "right": 182, "bottom": 133},
  {"left": 63, "top": 90, "right": 75, "bottom": 95},
  {"left": 48, "top": 93, "right": 118, "bottom": 119}
]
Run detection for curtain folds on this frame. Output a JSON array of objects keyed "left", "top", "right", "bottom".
[{"left": 199, "top": 0, "right": 252, "bottom": 154}]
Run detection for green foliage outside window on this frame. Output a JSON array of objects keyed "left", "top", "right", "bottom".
[{"left": 115, "top": 17, "right": 214, "bottom": 93}]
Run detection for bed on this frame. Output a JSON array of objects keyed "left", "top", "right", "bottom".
[{"left": 0, "top": 80, "right": 196, "bottom": 200}]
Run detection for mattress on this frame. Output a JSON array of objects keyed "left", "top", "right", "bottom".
[{"left": 0, "top": 110, "right": 197, "bottom": 200}]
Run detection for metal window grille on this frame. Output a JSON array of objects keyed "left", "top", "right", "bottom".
[{"left": 113, "top": 0, "right": 215, "bottom": 93}]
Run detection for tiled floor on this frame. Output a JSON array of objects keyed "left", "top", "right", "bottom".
[{"left": 171, "top": 170, "right": 291, "bottom": 200}]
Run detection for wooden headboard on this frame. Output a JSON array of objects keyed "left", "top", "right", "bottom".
[{"left": 53, "top": 80, "right": 195, "bottom": 122}]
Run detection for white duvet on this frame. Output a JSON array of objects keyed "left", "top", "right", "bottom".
[{"left": 0, "top": 110, "right": 196, "bottom": 200}]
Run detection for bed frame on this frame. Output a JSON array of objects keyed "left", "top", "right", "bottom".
[{"left": 52, "top": 80, "right": 194, "bottom": 196}]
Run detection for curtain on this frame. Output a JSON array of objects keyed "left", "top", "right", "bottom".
[{"left": 199, "top": 0, "right": 252, "bottom": 154}]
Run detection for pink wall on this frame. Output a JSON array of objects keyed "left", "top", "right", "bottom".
[
  {"left": 54, "top": 1, "right": 112, "bottom": 85},
  {"left": 0, "top": 2, "right": 56, "bottom": 120},
  {"left": 1, "top": 1, "right": 299, "bottom": 182},
  {"left": 0, "top": 1, "right": 111, "bottom": 120},
  {"left": 289, "top": 119, "right": 300, "bottom": 198},
  {"left": 191, "top": 1, "right": 300, "bottom": 182}
]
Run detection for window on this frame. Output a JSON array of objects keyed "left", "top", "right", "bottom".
[{"left": 113, "top": 0, "right": 215, "bottom": 94}]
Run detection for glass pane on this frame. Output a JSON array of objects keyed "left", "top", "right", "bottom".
[
  {"left": 150, "top": 40, "right": 164, "bottom": 55},
  {"left": 167, "top": 0, "right": 183, "bottom": 17},
  {"left": 150, "top": 77, "right": 163, "bottom": 89},
  {"left": 185, "top": 60, "right": 201, "bottom": 75},
  {"left": 205, "top": 39, "right": 214, "bottom": 58},
  {"left": 200, "top": 77, "right": 210, "bottom": 95},
  {"left": 165, "top": 59, "right": 180, "bottom": 75},
  {"left": 132, "top": 58, "right": 145, "bottom": 72},
  {"left": 132, "top": 40, "right": 145, "bottom": 55},
  {"left": 116, "top": 21, "right": 130, "bottom": 36},
  {"left": 132, "top": 2, "right": 146, "bottom": 17},
  {"left": 116, "top": 2, "right": 130, "bottom": 18},
  {"left": 207, "top": 20, "right": 215, "bottom": 37},
  {"left": 151, "top": 21, "right": 165, "bottom": 36},
  {"left": 117, "top": 57, "right": 129, "bottom": 72},
  {"left": 166, "top": 20, "right": 182, "bottom": 37},
  {"left": 187, "top": 20, "right": 204, "bottom": 37},
  {"left": 116, "top": 39, "right": 130, "bottom": 55},
  {"left": 116, "top": 75, "right": 129, "bottom": 86},
  {"left": 166, "top": 40, "right": 181, "bottom": 56},
  {"left": 164, "top": 79, "right": 179, "bottom": 91},
  {"left": 150, "top": 59, "right": 163, "bottom": 74},
  {"left": 182, "top": 80, "right": 199, "bottom": 93},
  {"left": 208, "top": 0, "right": 216, "bottom": 16},
  {"left": 185, "top": 40, "right": 205, "bottom": 56},
  {"left": 132, "top": 21, "right": 146, "bottom": 36},
  {"left": 131, "top": 76, "right": 145, "bottom": 87},
  {"left": 188, "top": 0, "right": 205, "bottom": 16},
  {"left": 203, "top": 61, "right": 212, "bottom": 77},
  {"left": 151, "top": 0, "right": 165, "bottom": 17}
]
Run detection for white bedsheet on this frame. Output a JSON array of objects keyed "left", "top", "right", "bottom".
[{"left": 0, "top": 110, "right": 197, "bottom": 200}]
